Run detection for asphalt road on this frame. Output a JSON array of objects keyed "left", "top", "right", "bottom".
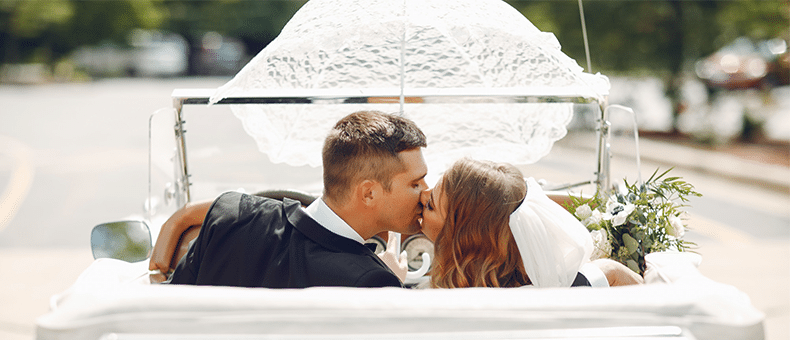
[
  {"left": 0, "top": 78, "right": 788, "bottom": 339},
  {"left": 0, "top": 78, "right": 230, "bottom": 247}
]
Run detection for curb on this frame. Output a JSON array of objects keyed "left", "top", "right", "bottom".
[
  {"left": 622, "top": 137, "right": 790, "bottom": 194},
  {"left": 558, "top": 132, "right": 790, "bottom": 194}
]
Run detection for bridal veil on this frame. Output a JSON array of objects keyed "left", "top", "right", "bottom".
[{"left": 509, "top": 178, "right": 594, "bottom": 288}]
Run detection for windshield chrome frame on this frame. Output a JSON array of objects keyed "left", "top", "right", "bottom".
[{"left": 169, "top": 89, "right": 610, "bottom": 207}]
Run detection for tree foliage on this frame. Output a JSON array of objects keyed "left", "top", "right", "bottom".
[
  {"left": 507, "top": 0, "right": 787, "bottom": 132},
  {"left": 3, "top": 0, "right": 73, "bottom": 38},
  {"left": 1, "top": 0, "right": 168, "bottom": 63},
  {"left": 508, "top": 0, "right": 788, "bottom": 76},
  {"left": 64, "top": 0, "right": 166, "bottom": 46},
  {"left": 0, "top": 0, "right": 787, "bottom": 78},
  {"left": 160, "top": 0, "right": 305, "bottom": 54}
]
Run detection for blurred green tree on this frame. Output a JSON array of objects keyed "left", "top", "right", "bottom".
[
  {"left": 63, "top": 0, "right": 166, "bottom": 46},
  {"left": 508, "top": 0, "right": 789, "bottom": 132},
  {"left": 0, "top": 0, "right": 166, "bottom": 64},
  {"left": 1, "top": 0, "right": 74, "bottom": 63},
  {"left": 1, "top": 0, "right": 786, "bottom": 87},
  {"left": 163, "top": 4, "right": 301, "bottom": 47},
  {"left": 158, "top": 0, "right": 305, "bottom": 74}
]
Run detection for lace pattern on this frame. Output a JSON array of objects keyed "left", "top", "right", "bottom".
[
  {"left": 233, "top": 102, "right": 572, "bottom": 170},
  {"left": 212, "top": 0, "right": 608, "bottom": 169},
  {"left": 212, "top": 0, "right": 607, "bottom": 97}
]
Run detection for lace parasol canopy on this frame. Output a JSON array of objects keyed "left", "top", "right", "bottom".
[{"left": 210, "top": 0, "right": 610, "bottom": 170}]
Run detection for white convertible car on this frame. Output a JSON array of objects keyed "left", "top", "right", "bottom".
[{"left": 36, "top": 0, "right": 765, "bottom": 339}]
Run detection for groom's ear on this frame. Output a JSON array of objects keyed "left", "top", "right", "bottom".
[{"left": 357, "top": 179, "right": 379, "bottom": 207}]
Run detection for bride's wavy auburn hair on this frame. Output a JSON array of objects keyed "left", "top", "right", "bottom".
[{"left": 430, "top": 158, "right": 530, "bottom": 288}]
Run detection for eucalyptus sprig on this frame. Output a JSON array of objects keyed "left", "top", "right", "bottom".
[{"left": 566, "top": 168, "right": 702, "bottom": 275}]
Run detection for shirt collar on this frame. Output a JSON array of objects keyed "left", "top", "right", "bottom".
[{"left": 303, "top": 197, "right": 365, "bottom": 244}]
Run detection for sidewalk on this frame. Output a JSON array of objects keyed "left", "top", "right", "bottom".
[
  {"left": 561, "top": 131, "right": 790, "bottom": 193},
  {"left": 636, "top": 133, "right": 790, "bottom": 193}
]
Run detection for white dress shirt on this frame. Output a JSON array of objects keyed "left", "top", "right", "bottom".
[
  {"left": 580, "top": 262, "right": 610, "bottom": 287},
  {"left": 303, "top": 197, "right": 365, "bottom": 244}
]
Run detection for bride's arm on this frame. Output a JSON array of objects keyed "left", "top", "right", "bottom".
[{"left": 592, "top": 258, "right": 644, "bottom": 286}]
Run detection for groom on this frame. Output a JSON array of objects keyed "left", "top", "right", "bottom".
[{"left": 163, "top": 110, "right": 428, "bottom": 288}]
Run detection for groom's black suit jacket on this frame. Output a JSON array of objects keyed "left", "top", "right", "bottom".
[
  {"left": 169, "top": 191, "right": 402, "bottom": 288},
  {"left": 168, "top": 191, "right": 591, "bottom": 288}
]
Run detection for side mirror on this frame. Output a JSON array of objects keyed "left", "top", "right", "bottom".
[{"left": 91, "top": 221, "right": 152, "bottom": 263}]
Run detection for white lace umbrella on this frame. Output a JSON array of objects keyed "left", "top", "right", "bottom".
[{"left": 210, "top": 0, "right": 609, "bottom": 169}]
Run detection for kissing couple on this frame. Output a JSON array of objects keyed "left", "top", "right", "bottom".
[{"left": 150, "top": 110, "right": 642, "bottom": 289}]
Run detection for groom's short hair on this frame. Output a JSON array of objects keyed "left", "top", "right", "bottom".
[{"left": 322, "top": 110, "right": 426, "bottom": 203}]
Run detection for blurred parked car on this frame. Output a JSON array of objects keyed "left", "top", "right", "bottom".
[
  {"left": 71, "top": 41, "right": 131, "bottom": 77},
  {"left": 191, "top": 31, "right": 248, "bottom": 76},
  {"left": 127, "top": 29, "right": 190, "bottom": 77},
  {"left": 72, "top": 29, "right": 189, "bottom": 78},
  {"left": 695, "top": 37, "right": 789, "bottom": 90}
]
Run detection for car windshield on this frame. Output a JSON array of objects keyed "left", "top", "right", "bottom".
[{"left": 148, "top": 100, "right": 604, "bottom": 220}]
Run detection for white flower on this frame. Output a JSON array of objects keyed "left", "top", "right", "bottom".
[
  {"left": 589, "top": 229, "right": 612, "bottom": 260},
  {"left": 614, "top": 204, "right": 635, "bottom": 226},
  {"left": 666, "top": 215, "right": 686, "bottom": 238},
  {"left": 604, "top": 198, "right": 619, "bottom": 213},
  {"left": 582, "top": 209, "right": 603, "bottom": 227},
  {"left": 575, "top": 204, "right": 592, "bottom": 220},
  {"left": 604, "top": 199, "right": 635, "bottom": 226}
]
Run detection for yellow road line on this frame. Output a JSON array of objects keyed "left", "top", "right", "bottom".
[{"left": 0, "top": 135, "right": 35, "bottom": 234}]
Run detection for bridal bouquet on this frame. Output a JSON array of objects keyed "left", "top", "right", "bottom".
[{"left": 566, "top": 169, "right": 702, "bottom": 275}]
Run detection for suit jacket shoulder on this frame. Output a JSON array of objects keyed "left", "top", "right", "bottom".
[{"left": 169, "top": 192, "right": 401, "bottom": 288}]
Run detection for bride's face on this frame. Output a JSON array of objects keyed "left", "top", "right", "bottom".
[{"left": 420, "top": 180, "right": 447, "bottom": 242}]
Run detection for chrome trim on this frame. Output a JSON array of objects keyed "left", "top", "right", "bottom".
[
  {"left": 171, "top": 89, "right": 610, "bottom": 203},
  {"left": 173, "top": 96, "right": 191, "bottom": 206},
  {"left": 171, "top": 88, "right": 603, "bottom": 105},
  {"left": 595, "top": 99, "right": 611, "bottom": 191},
  {"left": 543, "top": 180, "right": 596, "bottom": 192}
]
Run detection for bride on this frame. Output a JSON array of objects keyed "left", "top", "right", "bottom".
[{"left": 419, "top": 157, "right": 643, "bottom": 288}]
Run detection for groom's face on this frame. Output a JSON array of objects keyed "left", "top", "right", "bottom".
[{"left": 376, "top": 148, "right": 428, "bottom": 235}]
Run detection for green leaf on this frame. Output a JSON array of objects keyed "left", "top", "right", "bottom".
[
  {"left": 626, "top": 259, "right": 641, "bottom": 274},
  {"left": 622, "top": 233, "right": 639, "bottom": 254}
]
